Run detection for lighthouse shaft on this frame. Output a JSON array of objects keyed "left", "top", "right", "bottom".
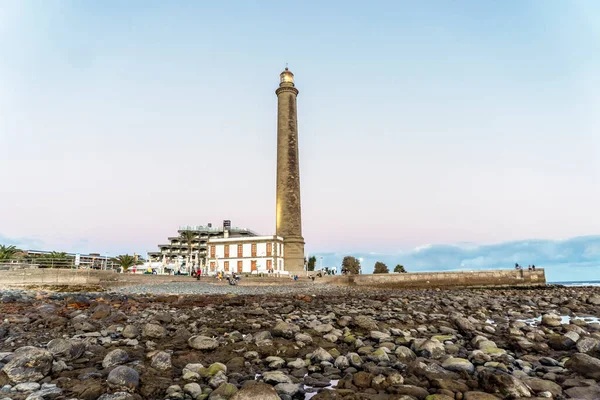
[{"left": 276, "top": 68, "right": 305, "bottom": 273}]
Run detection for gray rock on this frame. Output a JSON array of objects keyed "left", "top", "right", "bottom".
[
  {"left": 353, "top": 315, "right": 378, "bottom": 331},
  {"left": 183, "top": 382, "right": 202, "bottom": 398},
  {"left": 479, "top": 370, "right": 531, "bottom": 398},
  {"left": 576, "top": 337, "right": 599, "bottom": 354},
  {"left": 564, "top": 385, "right": 600, "bottom": 400},
  {"left": 142, "top": 323, "right": 167, "bottom": 339},
  {"left": 565, "top": 353, "right": 600, "bottom": 379},
  {"left": 102, "top": 349, "right": 129, "bottom": 369},
  {"left": 230, "top": 382, "right": 279, "bottom": 400},
  {"left": 523, "top": 378, "right": 562, "bottom": 397},
  {"left": 334, "top": 356, "right": 349, "bottom": 369},
  {"left": 2, "top": 347, "right": 53, "bottom": 384},
  {"left": 414, "top": 338, "right": 445, "bottom": 359},
  {"left": 24, "top": 387, "right": 62, "bottom": 400},
  {"left": 274, "top": 383, "right": 301, "bottom": 396},
  {"left": 347, "top": 352, "right": 363, "bottom": 368},
  {"left": 46, "top": 339, "right": 85, "bottom": 361},
  {"left": 106, "top": 366, "right": 140, "bottom": 392},
  {"left": 13, "top": 382, "right": 41, "bottom": 392},
  {"left": 151, "top": 351, "right": 171, "bottom": 371},
  {"left": 97, "top": 393, "right": 136, "bottom": 400},
  {"left": 188, "top": 335, "right": 219, "bottom": 350},
  {"left": 311, "top": 347, "right": 334, "bottom": 363},
  {"left": 209, "top": 371, "right": 228, "bottom": 389},
  {"left": 182, "top": 363, "right": 204, "bottom": 375},
  {"left": 122, "top": 325, "right": 140, "bottom": 339},
  {"left": 294, "top": 333, "right": 313, "bottom": 343},
  {"left": 272, "top": 321, "right": 300, "bottom": 339},
  {"left": 287, "top": 358, "right": 306, "bottom": 369},
  {"left": 262, "top": 371, "right": 293, "bottom": 384},
  {"left": 442, "top": 357, "right": 475, "bottom": 374},
  {"left": 541, "top": 314, "right": 562, "bottom": 327}
]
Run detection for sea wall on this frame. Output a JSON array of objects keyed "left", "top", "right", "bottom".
[
  {"left": 0, "top": 269, "right": 193, "bottom": 287},
  {"left": 325, "top": 269, "right": 546, "bottom": 289}
]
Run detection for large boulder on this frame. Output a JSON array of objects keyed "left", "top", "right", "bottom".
[
  {"left": 46, "top": 339, "right": 85, "bottom": 361},
  {"left": 522, "top": 377, "right": 562, "bottom": 397},
  {"left": 353, "top": 315, "right": 378, "bottom": 331},
  {"left": 102, "top": 349, "right": 129, "bottom": 369},
  {"left": 541, "top": 314, "right": 562, "bottom": 327},
  {"left": 441, "top": 357, "right": 475, "bottom": 374},
  {"left": 142, "top": 323, "right": 167, "bottom": 339},
  {"left": 565, "top": 353, "right": 600, "bottom": 379},
  {"left": 414, "top": 339, "right": 445, "bottom": 359},
  {"left": 478, "top": 370, "right": 531, "bottom": 398},
  {"left": 107, "top": 366, "right": 140, "bottom": 392},
  {"left": 150, "top": 351, "right": 172, "bottom": 371},
  {"left": 188, "top": 335, "right": 219, "bottom": 350},
  {"left": 272, "top": 321, "right": 300, "bottom": 339},
  {"left": 1, "top": 347, "right": 53, "bottom": 384},
  {"left": 230, "top": 382, "right": 279, "bottom": 400}
]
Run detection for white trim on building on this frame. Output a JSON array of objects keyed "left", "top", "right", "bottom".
[{"left": 205, "top": 235, "right": 287, "bottom": 275}]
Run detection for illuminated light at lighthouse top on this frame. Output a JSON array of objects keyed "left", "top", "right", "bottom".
[{"left": 280, "top": 67, "right": 294, "bottom": 85}]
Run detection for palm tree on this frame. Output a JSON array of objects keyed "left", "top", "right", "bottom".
[
  {"left": 0, "top": 245, "right": 20, "bottom": 261},
  {"left": 112, "top": 254, "right": 142, "bottom": 272},
  {"left": 180, "top": 230, "right": 196, "bottom": 271}
]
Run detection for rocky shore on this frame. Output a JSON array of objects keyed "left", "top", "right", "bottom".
[{"left": 1, "top": 284, "right": 599, "bottom": 400}]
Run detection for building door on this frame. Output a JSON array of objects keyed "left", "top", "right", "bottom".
[
  {"left": 237, "top": 260, "right": 243, "bottom": 273},
  {"left": 251, "top": 260, "right": 257, "bottom": 272},
  {"left": 266, "top": 259, "right": 272, "bottom": 271},
  {"left": 224, "top": 261, "right": 229, "bottom": 272},
  {"left": 210, "top": 261, "right": 215, "bottom": 272}
]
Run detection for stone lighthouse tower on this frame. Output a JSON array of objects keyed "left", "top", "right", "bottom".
[{"left": 276, "top": 67, "right": 305, "bottom": 274}]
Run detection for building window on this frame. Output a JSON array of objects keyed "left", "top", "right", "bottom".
[
  {"left": 210, "top": 246, "right": 215, "bottom": 258},
  {"left": 267, "top": 259, "right": 272, "bottom": 271},
  {"left": 224, "top": 244, "right": 229, "bottom": 258},
  {"left": 279, "top": 260, "right": 282, "bottom": 270},
  {"left": 210, "top": 261, "right": 215, "bottom": 271},
  {"left": 266, "top": 243, "right": 272, "bottom": 256},
  {"left": 237, "top": 260, "right": 242, "bottom": 273},
  {"left": 251, "top": 260, "right": 257, "bottom": 271},
  {"left": 279, "top": 243, "right": 283, "bottom": 255},
  {"left": 251, "top": 243, "right": 257, "bottom": 257},
  {"left": 224, "top": 261, "right": 229, "bottom": 271},
  {"left": 237, "top": 244, "right": 243, "bottom": 257}
]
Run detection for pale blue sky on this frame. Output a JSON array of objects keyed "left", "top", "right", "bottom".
[{"left": 1, "top": 1, "right": 599, "bottom": 280}]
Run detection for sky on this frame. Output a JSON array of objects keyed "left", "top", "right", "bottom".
[{"left": 1, "top": 1, "right": 599, "bottom": 281}]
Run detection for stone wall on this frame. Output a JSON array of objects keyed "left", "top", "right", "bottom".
[{"left": 325, "top": 269, "right": 546, "bottom": 289}]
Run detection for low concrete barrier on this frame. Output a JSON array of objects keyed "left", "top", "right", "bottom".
[
  {"left": 0, "top": 268, "right": 546, "bottom": 290},
  {"left": 325, "top": 269, "right": 546, "bottom": 289}
]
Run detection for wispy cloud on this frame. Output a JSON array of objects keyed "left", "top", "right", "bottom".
[{"left": 314, "top": 236, "right": 600, "bottom": 282}]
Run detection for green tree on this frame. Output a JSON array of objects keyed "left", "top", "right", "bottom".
[
  {"left": 113, "top": 254, "right": 143, "bottom": 271},
  {"left": 180, "top": 230, "right": 196, "bottom": 268},
  {"left": 0, "top": 245, "right": 20, "bottom": 260},
  {"left": 373, "top": 261, "right": 389, "bottom": 274},
  {"left": 307, "top": 256, "right": 317, "bottom": 271},
  {"left": 394, "top": 264, "right": 407, "bottom": 273},
  {"left": 341, "top": 256, "right": 361, "bottom": 275}
]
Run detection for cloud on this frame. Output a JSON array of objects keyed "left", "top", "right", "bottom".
[{"left": 314, "top": 235, "right": 600, "bottom": 283}]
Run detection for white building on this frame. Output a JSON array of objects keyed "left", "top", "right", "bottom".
[{"left": 206, "top": 235, "right": 286, "bottom": 275}]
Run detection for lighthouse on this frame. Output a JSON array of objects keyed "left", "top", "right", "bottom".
[{"left": 275, "top": 67, "right": 305, "bottom": 273}]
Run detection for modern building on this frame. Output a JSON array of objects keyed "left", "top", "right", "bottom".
[
  {"left": 205, "top": 235, "right": 286, "bottom": 275},
  {"left": 147, "top": 220, "right": 258, "bottom": 269}
]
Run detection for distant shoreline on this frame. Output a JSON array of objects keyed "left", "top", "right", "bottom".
[{"left": 550, "top": 280, "right": 600, "bottom": 286}]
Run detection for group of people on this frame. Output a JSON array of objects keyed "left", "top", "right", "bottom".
[{"left": 515, "top": 263, "right": 536, "bottom": 271}]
